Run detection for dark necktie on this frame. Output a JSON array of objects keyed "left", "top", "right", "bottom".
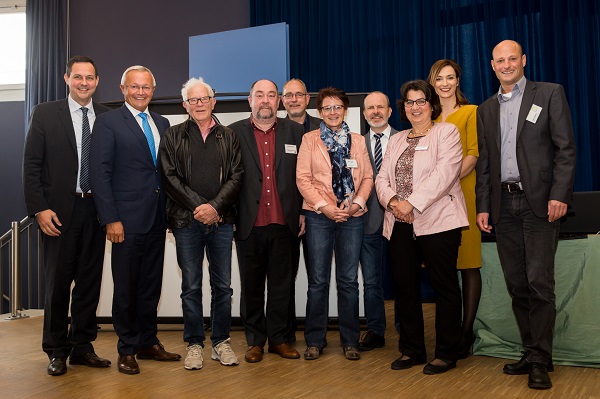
[
  {"left": 79, "top": 107, "right": 91, "bottom": 192},
  {"left": 374, "top": 133, "right": 383, "bottom": 172},
  {"left": 138, "top": 112, "right": 157, "bottom": 165}
]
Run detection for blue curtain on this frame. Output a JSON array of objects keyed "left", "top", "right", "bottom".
[
  {"left": 25, "top": 0, "right": 68, "bottom": 124},
  {"left": 251, "top": 0, "right": 600, "bottom": 191}
]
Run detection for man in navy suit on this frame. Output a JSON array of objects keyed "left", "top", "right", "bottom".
[
  {"left": 476, "top": 40, "right": 576, "bottom": 390},
  {"left": 90, "top": 65, "right": 181, "bottom": 374},
  {"left": 23, "top": 56, "right": 111, "bottom": 376},
  {"left": 358, "top": 91, "right": 397, "bottom": 351}
]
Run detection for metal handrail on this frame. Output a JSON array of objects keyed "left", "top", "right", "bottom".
[{"left": 1, "top": 216, "right": 40, "bottom": 319}]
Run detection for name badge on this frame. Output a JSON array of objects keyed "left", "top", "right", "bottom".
[
  {"left": 526, "top": 104, "right": 542, "bottom": 124},
  {"left": 346, "top": 159, "right": 358, "bottom": 168},
  {"left": 415, "top": 146, "right": 428, "bottom": 151},
  {"left": 285, "top": 144, "right": 297, "bottom": 154}
]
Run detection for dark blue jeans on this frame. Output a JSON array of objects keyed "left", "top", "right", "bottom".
[
  {"left": 359, "top": 226, "right": 387, "bottom": 336},
  {"left": 172, "top": 222, "right": 234, "bottom": 347},
  {"left": 495, "top": 191, "right": 559, "bottom": 365},
  {"left": 304, "top": 212, "right": 363, "bottom": 348}
]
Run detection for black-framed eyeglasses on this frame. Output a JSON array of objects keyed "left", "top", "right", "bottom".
[
  {"left": 186, "top": 96, "right": 213, "bottom": 105},
  {"left": 404, "top": 98, "right": 428, "bottom": 108},
  {"left": 282, "top": 92, "right": 308, "bottom": 100}
]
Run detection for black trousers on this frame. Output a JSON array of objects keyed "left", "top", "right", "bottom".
[
  {"left": 236, "top": 224, "right": 297, "bottom": 346},
  {"left": 110, "top": 207, "right": 166, "bottom": 355},
  {"left": 388, "top": 222, "right": 462, "bottom": 361},
  {"left": 41, "top": 197, "right": 105, "bottom": 359},
  {"left": 495, "top": 191, "right": 559, "bottom": 365}
]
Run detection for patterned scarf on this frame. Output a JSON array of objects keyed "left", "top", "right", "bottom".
[{"left": 319, "top": 121, "right": 355, "bottom": 205}]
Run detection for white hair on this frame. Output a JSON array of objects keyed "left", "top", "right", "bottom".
[
  {"left": 181, "top": 77, "right": 214, "bottom": 101},
  {"left": 120, "top": 65, "right": 156, "bottom": 86}
]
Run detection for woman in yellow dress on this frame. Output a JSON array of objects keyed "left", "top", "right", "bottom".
[{"left": 428, "top": 59, "right": 481, "bottom": 358}]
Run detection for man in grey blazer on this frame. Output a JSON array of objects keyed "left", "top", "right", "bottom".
[
  {"left": 358, "top": 91, "right": 397, "bottom": 351},
  {"left": 475, "top": 40, "right": 576, "bottom": 390},
  {"left": 229, "top": 79, "right": 304, "bottom": 363},
  {"left": 23, "top": 56, "right": 111, "bottom": 375}
]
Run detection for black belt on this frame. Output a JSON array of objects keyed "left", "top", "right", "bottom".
[
  {"left": 74, "top": 192, "right": 93, "bottom": 198},
  {"left": 501, "top": 182, "right": 523, "bottom": 193}
]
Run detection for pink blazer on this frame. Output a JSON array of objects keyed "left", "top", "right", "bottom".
[
  {"left": 297, "top": 128, "right": 373, "bottom": 215},
  {"left": 375, "top": 122, "right": 468, "bottom": 239}
]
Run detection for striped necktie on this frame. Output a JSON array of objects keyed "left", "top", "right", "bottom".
[
  {"left": 79, "top": 107, "right": 91, "bottom": 192},
  {"left": 374, "top": 133, "right": 383, "bottom": 172},
  {"left": 138, "top": 112, "right": 157, "bottom": 165}
]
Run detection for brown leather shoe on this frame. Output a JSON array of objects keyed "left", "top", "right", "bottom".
[
  {"left": 268, "top": 343, "right": 300, "bottom": 359},
  {"left": 70, "top": 352, "right": 111, "bottom": 367},
  {"left": 244, "top": 346, "right": 264, "bottom": 363},
  {"left": 136, "top": 343, "right": 181, "bottom": 361},
  {"left": 47, "top": 357, "right": 67, "bottom": 376},
  {"left": 117, "top": 354, "right": 140, "bottom": 374}
]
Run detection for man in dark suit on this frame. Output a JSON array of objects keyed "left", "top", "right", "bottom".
[
  {"left": 229, "top": 79, "right": 304, "bottom": 363},
  {"left": 281, "top": 78, "right": 322, "bottom": 344},
  {"left": 90, "top": 65, "right": 181, "bottom": 375},
  {"left": 358, "top": 91, "right": 397, "bottom": 351},
  {"left": 475, "top": 40, "right": 576, "bottom": 390},
  {"left": 23, "top": 56, "right": 112, "bottom": 376}
]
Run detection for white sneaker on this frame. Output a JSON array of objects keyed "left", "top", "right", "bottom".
[
  {"left": 184, "top": 344, "right": 203, "bottom": 370},
  {"left": 211, "top": 338, "right": 239, "bottom": 366}
]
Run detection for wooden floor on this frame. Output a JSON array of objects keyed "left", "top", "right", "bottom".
[{"left": 1, "top": 302, "right": 599, "bottom": 399}]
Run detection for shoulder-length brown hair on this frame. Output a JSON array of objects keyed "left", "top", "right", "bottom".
[{"left": 427, "top": 59, "right": 470, "bottom": 107}]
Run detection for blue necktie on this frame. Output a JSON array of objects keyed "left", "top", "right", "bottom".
[
  {"left": 374, "top": 133, "right": 383, "bottom": 172},
  {"left": 138, "top": 112, "right": 156, "bottom": 165},
  {"left": 80, "top": 107, "right": 91, "bottom": 192}
]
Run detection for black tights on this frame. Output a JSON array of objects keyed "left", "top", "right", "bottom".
[{"left": 459, "top": 268, "right": 482, "bottom": 347}]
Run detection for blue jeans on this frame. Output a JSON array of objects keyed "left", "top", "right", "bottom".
[
  {"left": 359, "top": 226, "right": 387, "bottom": 336},
  {"left": 304, "top": 212, "right": 363, "bottom": 347},
  {"left": 172, "top": 222, "right": 234, "bottom": 347}
]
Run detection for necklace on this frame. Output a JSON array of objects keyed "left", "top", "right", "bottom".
[{"left": 408, "top": 122, "right": 434, "bottom": 139}]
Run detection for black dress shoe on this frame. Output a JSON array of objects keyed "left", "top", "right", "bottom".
[
  {"left": 47, "top": 357, "right": 67, "bottom": 376},
  {"left": 357, "top": 330, "right": 385, "bottom": 351},
  {"left": 503, "top": 354, "right": 554, "bottom": 375},
  {"left": 529, "top": 363, "right": 552, "bottom": 390},
  {"left": 117, "top": 354, "right": 140, "bottom": 374},
  {"left": 391, "top": 355, "right": 427, "bottom": 370},
  {"left": 70, "top": 352, "right": 111, "bottom": 367},
  {"left": 423, "top": 359, "right": 456, "bottom": 375}
]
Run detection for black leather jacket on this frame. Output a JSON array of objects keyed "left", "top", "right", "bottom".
[{"left": 160, "top": 117, "right": 243, "bottom": 228}]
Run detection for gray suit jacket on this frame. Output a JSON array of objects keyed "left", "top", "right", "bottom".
[
  {"left": 362, "top": 126, "right": 398, "bottom": 234},
  {"left": 475, "top": 80, "right": 576, "bottom": 223},
  {"left": 229, "top": 117, "right": 304, "bottom": 240}
]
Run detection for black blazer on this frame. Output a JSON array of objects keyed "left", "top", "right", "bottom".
[
  {"left": 90, "top": 105, "right": 170, "bottom": 234},
  {"left": 229, "top": 117, "right": 304, "bottom": 240},
  {"left": 23, "top": 98, "right": 111, "bottom": 229},
  {"left": 475, "top": 80, "right": 576, "bottom": 223}
]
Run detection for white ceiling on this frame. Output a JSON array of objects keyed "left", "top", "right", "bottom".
[{"left": 0, "top": 0, "right": 26, "bottom": 13}]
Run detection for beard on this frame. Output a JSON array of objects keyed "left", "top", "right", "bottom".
[
  {"left": 256, "top": 106, "right": 275, "bottom": 120},
  {"left": 367, "top": 115, "right": 387, "bottom": 128}
]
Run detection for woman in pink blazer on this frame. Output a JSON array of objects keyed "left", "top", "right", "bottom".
[
  {"left": 297, "top": 87, "right": 373, "bottom": 361},
  {"left": 375, "top": 80, "right": 468, "bottom": 375}
]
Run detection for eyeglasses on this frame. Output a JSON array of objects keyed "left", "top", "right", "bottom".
[
  {"left": 321, "top": 105, "right": 345, "bottom": 113},
  {"left": 125, "top": 85, "right": 154, "bottom": 93},
  {"left": 186, "top": 96, "right": 213, "bottom": 105},
  {"left": 404, "top": 98, "right": 428, "bottom": 108},
  {"left": 282, "top": 92, "right": 308, "bottom": 100}
]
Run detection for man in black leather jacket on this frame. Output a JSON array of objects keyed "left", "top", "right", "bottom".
[{"left": 160, "top": 77, "right": 243, "bottom": 371}]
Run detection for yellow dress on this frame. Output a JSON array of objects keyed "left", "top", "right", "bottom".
[{"left": 435, "top": 105, "right": 482, "bottom": 269}]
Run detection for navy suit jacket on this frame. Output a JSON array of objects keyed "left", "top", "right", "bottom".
[
  {"left": 476, "top": 80, "right": 576, "bottom": 223},
  {"left": 362, "top": 126, "right": 398, "bottom": 234},
  {"left": 23, "top": 98, "right": 110, "bottom": 229},
  {"left": 90, "top": 104, "right": 170, "bottom": 234}
]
